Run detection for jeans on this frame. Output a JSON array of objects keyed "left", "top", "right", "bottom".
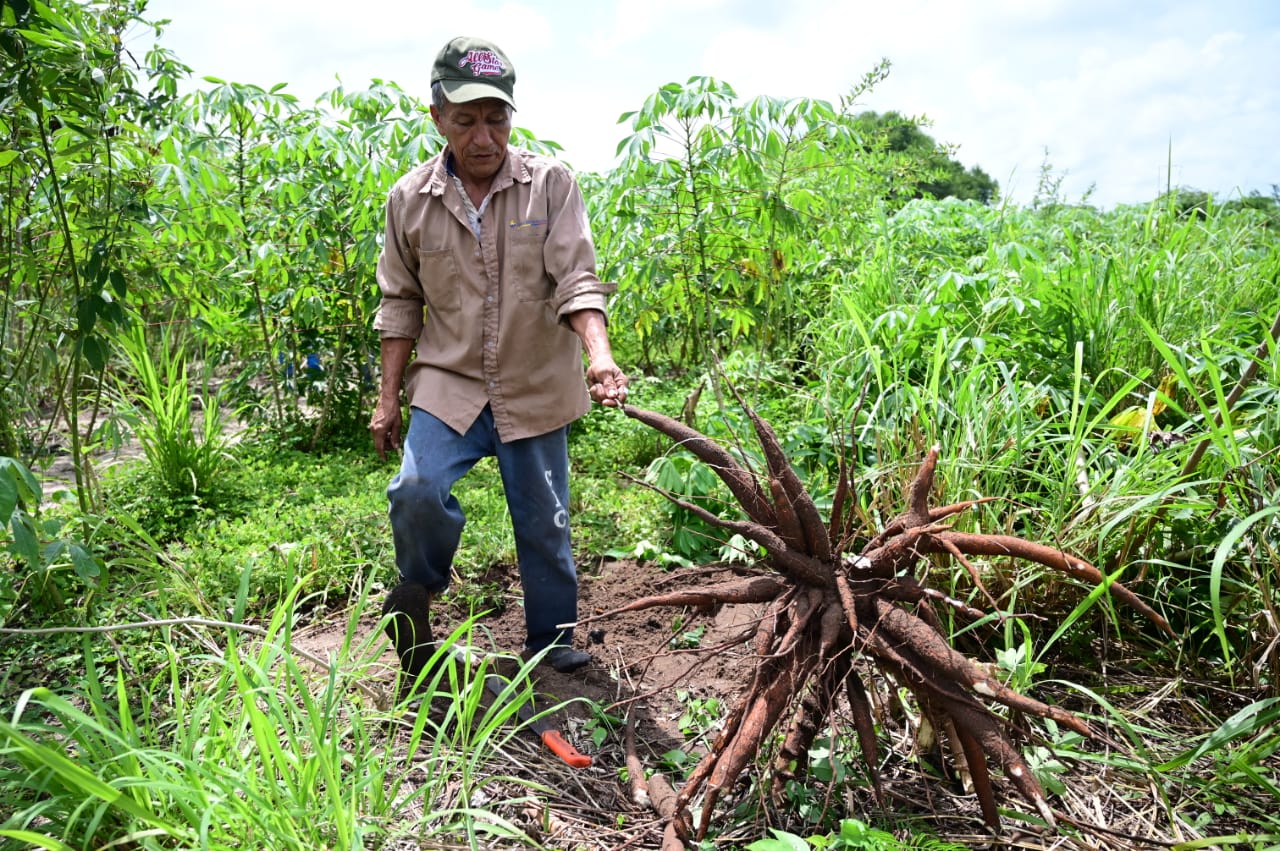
[{"left": 387, "top": 406, "right": 577, "bottom": 651}]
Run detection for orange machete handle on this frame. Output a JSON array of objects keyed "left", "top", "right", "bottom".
[{"left": 541, "top": 729, "right": 592, "bottom": 768}]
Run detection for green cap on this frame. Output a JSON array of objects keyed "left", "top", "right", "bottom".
[{"left": 432, "top": 37, "right": 516, "bottom": 109}]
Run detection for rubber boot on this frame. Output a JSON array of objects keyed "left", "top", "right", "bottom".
[
  {"left": 543, "top": 645, "right": 591, "bottom": 673},
  {"left": 382, "top": 581, "right": 436, "bottom": 701}
]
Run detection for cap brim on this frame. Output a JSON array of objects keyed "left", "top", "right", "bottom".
[{"left": 439, "top": 79, "right": 516, "bottom": 109}]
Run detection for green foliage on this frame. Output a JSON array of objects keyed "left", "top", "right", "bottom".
[
  {"left": 674, "top": 688, "right": 722, "bottom": 741},
  {"left": 3, "top": 5, "right": 1280, "bottom": 844},
  {"left": 0, "top": 457, "right": 101, "bottom": 617},
  {"left": 568, "top": 401, "right": 669, "bottom": 555},
  {"left": 569, "top": 402, "right": 664, "bottom": 478},
  {"left": 113, "top": 323, "right": 236, "bottom": 501},
  {"left": 645, "top": 452, "right": 729, "bottom": 560},
  {"left": 0, "top": 0, "right": 186, "bottom": 513},
  {"left": 808, "top": 198, "right": 1278, "bottom": 644},
  {"left": 93, "top": 439, "right": 666, "bottom": 620},
  {"left": 95, "top": 445, "right": 391, "bottom": 612},
  {"left": 0, "top": 594, "right": 554, "bottom": 849},
  {"left": 851, "top": 110, "right": 999, "bottom": 204},
  {"left": 1221, "top": 186, "right": 1280, "bottom": 230},
  {"left": 747, "top": 818, "right": 968, "bottom": 850},
  {"left": 162, "top": 78, "right": 435, "bottom": 449},
  {"left": 595, "top": 69, "right": 901, "bottom": 372},
  {"left": 592, "top": 69, "right": 1008, "bottom": 377},
  {"left": 1157, "top": 697, "right": 1280, "bottom": 828}
]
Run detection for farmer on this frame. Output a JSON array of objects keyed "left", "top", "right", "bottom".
[{"left": 368, "top": 36, "right": 628, "bottom": 696}]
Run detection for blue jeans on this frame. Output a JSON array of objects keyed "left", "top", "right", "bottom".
[{"left": 387, "top": 406, "right": 577, "bottom": 651}]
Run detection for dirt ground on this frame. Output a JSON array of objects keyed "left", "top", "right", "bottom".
[
  {"left": 289, "top": 557, "right": 805, "bottom": 848},
  {"left": 294, "top": 556, "right": 760, "bottom": 749},
  {"left": 285, "top": 557, "right": 1200, "bottom": 851}
]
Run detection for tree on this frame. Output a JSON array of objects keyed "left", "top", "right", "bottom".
[
  {"left": 0, "top": 0, "right": 184, "bottom": 510},
  {"left": 1221, "top": 186, "right": 1280, "bottom": 228},
  {"left": 851, "top": 110, "right": 999, "bottom": 204},
  {"left": 594, "top": 65, "right": 944, "bottom": 376}
]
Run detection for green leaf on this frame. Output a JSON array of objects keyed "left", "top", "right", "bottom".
[
  {"left": 1158, "top": 698, "right": 1280, "bottom": 771},
  {"left": 80, "top": 333, "right": 108, "bottom": 371},
  {"left": 0, "top": 830, "right": 74, "bottom": 851},
  {"left": 0, "top": 457, "right": 40, "bottom": 518},
  {"left": 1209, "top": 507, "right": 1280, "bottom": 670},
  {"left": 746, "top": 829, "right": 810, "bottom": 851},
  {"left": 8, "top": 510, "right": 41, "bottom": 570},
  {"left": 0, "top": 474, "right": 16, "bottom": 525},
  {"left": 0, "top": 149, "right": 19, "bottom": 167},
  {"left": 76, "top": 293, "right": 103, "bottom": 335},
  {"left": 68, "top": 543, "right": 102, "bottom": 583},
  {"left": 1, "top": 690, "right": 189, "bottom": 838}
]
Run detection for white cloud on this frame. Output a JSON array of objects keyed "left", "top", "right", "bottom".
[
  {"left": 1202, "top": 31, "right": 1245, "bottom": 64},
  {"left": 589, "top": 0, "right": 730, "bottom": 57},
  {"left": 134, "top": 0, "right": 1280, "bottom": 206}
]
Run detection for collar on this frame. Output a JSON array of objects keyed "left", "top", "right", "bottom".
[{"left": 423, "top": 146, "right": 531, "bottom": 196}]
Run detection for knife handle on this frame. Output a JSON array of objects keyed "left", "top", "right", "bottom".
[{"left": 541, "top": 730, "right": 592, "bottom": 768}]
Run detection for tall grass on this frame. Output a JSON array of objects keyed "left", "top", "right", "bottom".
[
  {"left": 0, "top": 580, "right": 560, "bottom": 850},
  {"left": 114, "top": 324, "right": 236, "bottom": 502},
  {"left": 808, "top": 199, "right": 1279, "bottom": 670}
]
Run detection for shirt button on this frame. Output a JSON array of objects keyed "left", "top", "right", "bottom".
[{"left": 488, "top": 381, "right": 496, "bottom": 388}]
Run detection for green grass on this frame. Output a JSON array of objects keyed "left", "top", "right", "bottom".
[
  {"left": 4, "top": 195, "right": 1277, "bottom": 848},
  {"left": 114, "top": 324, "right": 237, "bottom": 503},
  {"left": 0, "top": 584, "right": 572, "bottom": 850},
  {"left": 86, "top": 406, "right": 672, "bottom": 623}
]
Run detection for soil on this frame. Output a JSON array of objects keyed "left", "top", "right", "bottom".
[
  {"left": 284, "top": 558, "right": 1180, "bottom": 851},
  {"left": 286, "top": 557, "right": 776, "bottom": 849},
  {"left": 293, "top": 556, "right": 761, "bottom": 749}
]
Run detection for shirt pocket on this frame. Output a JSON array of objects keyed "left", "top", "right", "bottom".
[
  {"left": 508, "top": 222, "right": 552, "bottom": 302},
  {"left": 418, "top": 248, "right": 461, "bottom": 313}
]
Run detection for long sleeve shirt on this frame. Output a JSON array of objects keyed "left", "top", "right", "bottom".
[{"left": 373, "top": 147, "right": 616, "bottom": 442}]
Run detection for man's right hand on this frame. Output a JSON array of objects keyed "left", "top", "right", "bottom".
[
  {"left": 369, "top": 397, "right": 404, "bottom": 461},
  {"left": 371, "top": 337, "right": 415, "bottom": 461}
]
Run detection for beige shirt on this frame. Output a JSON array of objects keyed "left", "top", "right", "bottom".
[{"left": 373, "top": 147, "right": 616, "bottom": 442}]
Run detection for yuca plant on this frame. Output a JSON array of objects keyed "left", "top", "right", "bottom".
[
  {"left": 114, "top": 324, "right": 236, "bottom": 501},
  {"left": 591, "top": 397, "right": 1171, "bottom": 844}
]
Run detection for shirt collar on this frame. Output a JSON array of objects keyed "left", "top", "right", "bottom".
[{"left": 425, "top": 146, "right": 531, "bottom": 196}]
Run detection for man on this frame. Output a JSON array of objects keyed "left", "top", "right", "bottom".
[{"left": 369, "top": 36, "right": 628, "bottom": 697}]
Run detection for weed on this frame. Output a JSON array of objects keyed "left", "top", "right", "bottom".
[
  {"left": 114, "top": 324, "right": 238, "bottom": 503},
  {"left": 676, "top": 688, "right": 722, "bottom": 740},
  {"left": 747, "top": 817, "right": 969, "bottom": 850},
  {"left": 669, "top": 616, "right": 706, "bottom": 650}
]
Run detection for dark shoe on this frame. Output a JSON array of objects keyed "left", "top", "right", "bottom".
[
  {"left": 382, "top": 582, "right": 437, "bottom": 698},
  {"left": 543, "top": 645, "right": 591, "bottom": 674}
]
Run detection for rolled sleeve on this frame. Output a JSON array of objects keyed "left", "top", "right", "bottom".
[
  {"left": 373, "top": 298, "right": 425, "bottom": 338},
  {"left": 553, "top": 276, "right": 616, "bottom": 319}
]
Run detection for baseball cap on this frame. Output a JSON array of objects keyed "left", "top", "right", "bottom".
[{"left": 432, "top": 37, "right": 516, "bottom": 109}]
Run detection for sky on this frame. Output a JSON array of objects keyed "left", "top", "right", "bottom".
[{"left": 132, "top": 0, "right": 1279, "bottom": 208}]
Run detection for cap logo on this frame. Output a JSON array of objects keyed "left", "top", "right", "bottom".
[{"left": 458, "top": 49, "right": 505, "bottom": 77}]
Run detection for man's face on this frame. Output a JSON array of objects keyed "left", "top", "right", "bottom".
[{"left": 430, "top": 97, "right": 512, "bottom": 185}]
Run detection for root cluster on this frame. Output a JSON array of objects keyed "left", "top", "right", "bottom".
[{"left": 601, "top": 402, "right": 1172, "bottom": 845}]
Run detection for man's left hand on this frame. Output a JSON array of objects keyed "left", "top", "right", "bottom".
[{"left": 587, "top": 357, "right": 629, "bottom": 407}]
